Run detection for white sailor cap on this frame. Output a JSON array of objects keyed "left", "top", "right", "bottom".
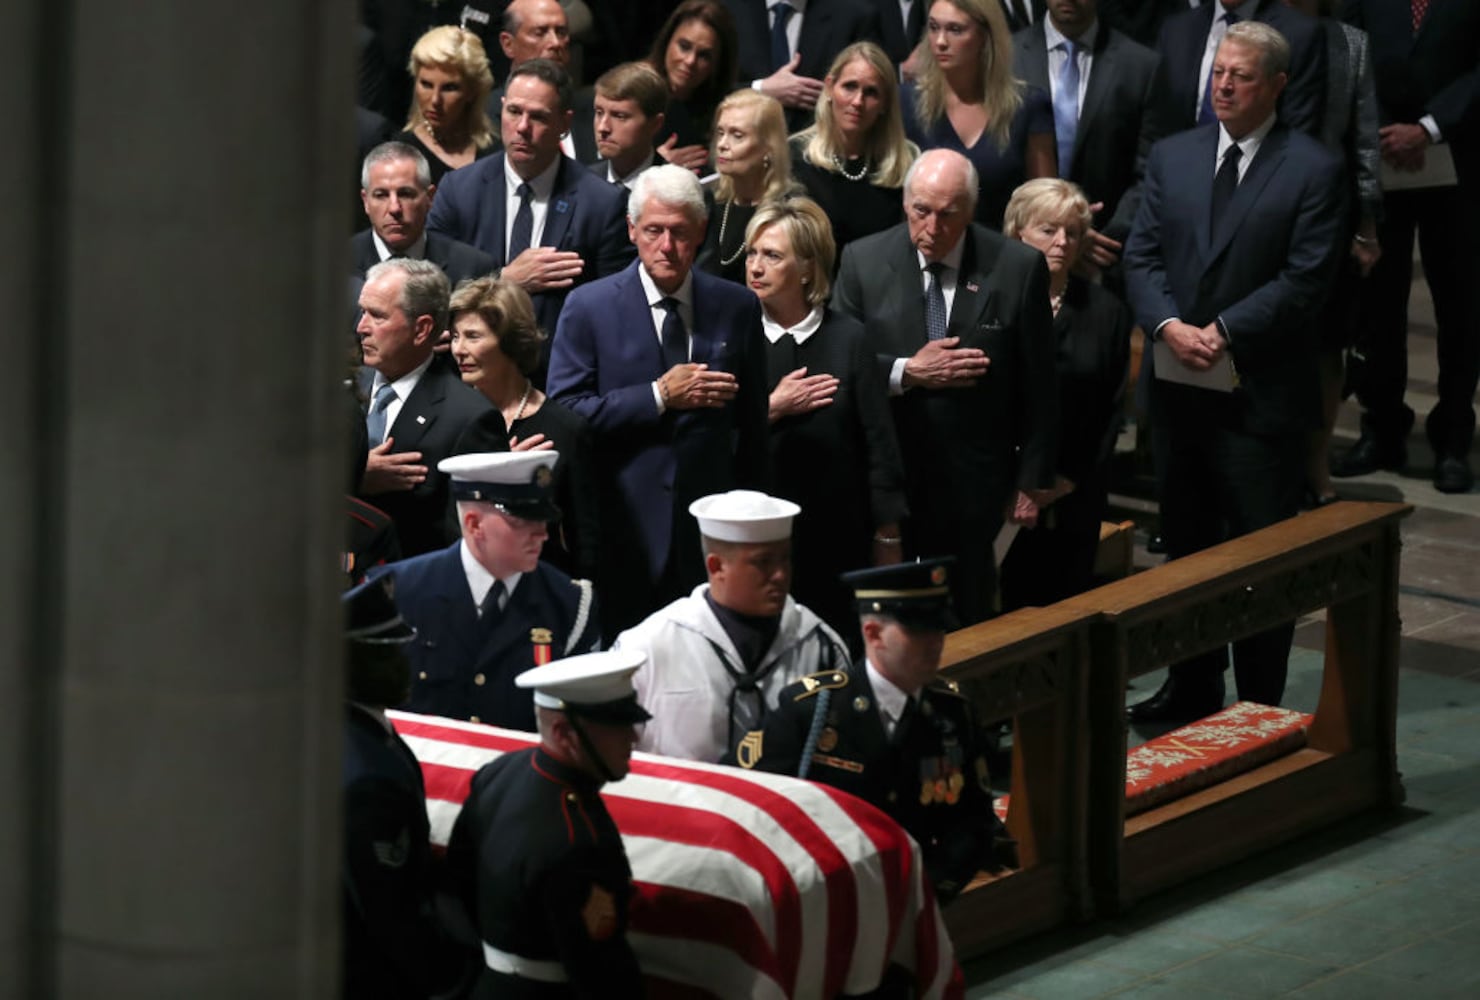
[
  {"left": 515, "top": 648, "right": 652, "bottom": 724},
  {"left": 439, "top": 451, "right": 561, "bottom": 522},
  {"left": 688, "top": 490, "right": 800, "bottom": 543}
]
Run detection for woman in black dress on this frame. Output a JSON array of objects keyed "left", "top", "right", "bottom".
[
  {"left": 998, "top": 179, "right": 1131, "bottom": 610},
  {"left": 790, "top": 41, "right": 918, "bottom": 263},
  {"left": 700, "top": 89, "right": 797, "bottom": 285},
  {"left": 394, "top": 26, "right": 498, "bottom": 186},
  {"left": 744, "top": 197, "right": 908, "bottom": 649},
  {"left": 644, "top": 0, "right": 739, "bottom": 174},
  {"left": 448, "top": 277, "right": 599, "bottom": 582}
]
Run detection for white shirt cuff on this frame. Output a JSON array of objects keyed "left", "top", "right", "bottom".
[
  {"left": 889, "top": 357, "right": 909, "bottom": 395},
  {"left": 652, "top": 381, "right": 666, "bottom": 414},
  {"left": 1420, "top": 115, "right": 1442, "bottom": 144}
]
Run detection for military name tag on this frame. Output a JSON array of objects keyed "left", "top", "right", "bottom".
[{"left": 812, "top": 753, "right": 864, "bottom": 774}]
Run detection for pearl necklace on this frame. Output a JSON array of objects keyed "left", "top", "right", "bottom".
[
  {"left": 507, "top": 378, "right": 532, "bottom": 427},
  {"left": 717, "top": 200, "right": 748, "bottom": 267},
  {"left": 831, "top": 153, "right": 870, "bottom": 181}
]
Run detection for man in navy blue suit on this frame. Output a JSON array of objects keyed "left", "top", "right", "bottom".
[
  {"left": 369, "top": 450, "right": 601, "bottom": 730},
  {"left": 1124, "top": 21, "right": 1346, "bottom": 723},
  {"left": 427, "top": 58, "right": 633, "bottom": 383},
  {"left": 547, "top": 164, "right": 770, "bottom": 639}
]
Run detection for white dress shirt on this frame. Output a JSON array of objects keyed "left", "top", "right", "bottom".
[
  {"left": 752, "top": 0, "right": 808, "bottom": 87},
  {"left": 367, "top": 354, "right": 433, "bottom": 444},
  {"left": 459, "top": 539, "right": 523, "bottom": 616},
  {"left": 761, "top": 305, "right": 824, "bottom": 345},
  {"left": 1045, "top": 16, "right": 1096, "bottom": 112},
  {"left": 371, "top": 230, "right": 428, "bottom": 262},
  {"left": 638, "top": 264, "right": 696, "bottom": 412},
  {"left": 865, "top": 659, "right": 914, "bottom": 740}
]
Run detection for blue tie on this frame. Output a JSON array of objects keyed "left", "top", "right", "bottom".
[
  {"left": 770, "top": 2, "right": 795, "bottom": 71},
  {"left": 1198, "top": 11, "right": 1239, "bottom": 125},
  {"left": 1053, "top": 39, "right": 1080, "bottom": 178},
  {"left": 924, "top": 263, "right": 948, "bottom": 341},
  {"left": 365, "top": 381, "right": 396, "bottom": 444},
  {"left": 508, "top": 181, "right": 534, "bottom": 260}
]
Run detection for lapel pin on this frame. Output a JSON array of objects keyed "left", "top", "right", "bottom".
[
  {"left": 555, "top": 199, "right": 570, "bottom": 214},
  {"left": 965, "top": 280, "right": 980, "bottom": 293},
  {"left": 416, "top": 415, "right": 427, "bottom": 425}
]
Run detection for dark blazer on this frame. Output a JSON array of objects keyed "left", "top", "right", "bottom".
[
  {"left": 1012, "top": 19, "right": 1161, "bottom": 242},
  {"left": 723, "top": 0, "right": 883, "bottom": 130},
  {"left": 426, "top": 152, "right": 635, "bottom": 375},
  {"left": 1123, "top": 123, "right": 1347, "bottom": 435},
  {"left": 1341, "top": 0, "right": 1480, "bottom": 185},
  {"left": 833, "top": 223, "right": 1057, "bottom": 623},
  {"left": 349, "top": 229, "right": 498, "bottom": 288},
  {"left": 342, "top": 705, "right": 461, "bottom": 1000},
  {"left": 998, "top": 0, "right": 1047, "bottom": 34},
  {"left": 1149, "top": 0, "right": 1327, "bottom": 143},
  {"left": 739, "top": 663, "right": 1006, "bottom": 901},
  {"left": 546, "top": 261, "right": 770, "bottom": 608},
  {"left": 1098, "top": 0, "right": 1185, "bottom": 48},
  {"left": 872, "top": 0, "right": 923, "bottom": 64},
  {"left": 357, "top": 361, "right": 492, "bottom": 557},
  {"left": 369, "top": 543, "right": 600, "bottom": 730},
  {"left": 765, "top": 308, "right": 908, "bottom": 641}
]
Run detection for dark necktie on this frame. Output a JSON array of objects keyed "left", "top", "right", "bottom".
[
  {"left": 924, "top": 263, "right": 948, "bottom": 341},
  {"left": 1198, "top": 10, "right": 1239, "bottom": 126},
  {"left": 1210, "top": 143, "right": 1243, "bottom": 233},
  {"left": 770, "top": 2, "right": 795, "bottom": 71},
  {"left": 480, "top": 579, "right": 506, "bottom": 618},
  {"left": 1053, "top": 39, "right": 1080, "bottom": 178},
  {"left": 1010, "top": 0, "right": 1032, "bottom": 28},
  {"left": 905, "top": 0, "right": 923, "bottom": 49},
  {"left": 659, "top": 297, "right": 688, "bottom": 370},
  {"left": 892, "top": 697, "right": 918, "bottom": 746},
  {"left": 1411, "top": 0, "right": 1429, "bottom": 32},
  {"left": 508, "top": 182, "right": 534, "bottom": 260},
  {"left": 365, "top": 381, "right": 396, "bottom": 444}
]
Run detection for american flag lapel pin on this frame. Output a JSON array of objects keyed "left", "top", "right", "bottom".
[
  {"left": 416, "top": 415, "right": 427, "bottom": 424},
  {"left": 966, "top": 280, "right": 980, "bottom": 293}
]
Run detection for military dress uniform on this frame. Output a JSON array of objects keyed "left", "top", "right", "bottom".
[
  {"left": 368, "top": 450, "right": 601, "bottom": 730},
  {"left": 445, "top": 650, "right": 652, "bottom": 998},
  {"left": 736, "top": 664, "right": 1005, "bottom": 900}
]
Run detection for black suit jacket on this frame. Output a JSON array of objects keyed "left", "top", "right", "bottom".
[
  {"left": 998, "top": 0, "right": 1047, "bottom": 34},
  {"left": 349, "top": 229, "right": 497, "bottom": 289},
  {"left": 1124, "top": 123, "right": 1347, "bottom": 435},
  {"left": 1341, "top": 0, "right": 1480, "bottom": 186},
  {"left": 1149, "top": 0, "right": 1327, "bottom": 142},
  {"left": 723, "top": 0, "right": 883, "bottom": 130},
  {"left": 426, "top": 152, "right": 634, "bottom": 380},
  {"left": 871, "top": 0, "right": 924, "bottom": 64},
  {"left": 357, "top": 360, "right": 492, "bottom": 556},
  {"left": 1098, "top": 0, "right": 1186, "bottom": 48},
  {"left": 1013, "top": 19, "right": 1161, "bottom": 241}
]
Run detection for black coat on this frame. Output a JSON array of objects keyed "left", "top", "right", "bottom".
[
  {"left": 445, "top": 747, "right": 644, "bottom": 998},
  {"left": 833, "top": 223, "right": 1058, "bottom": 625},
  {"left": 764, "top": 309, "right": 907, "bottom": 643},
  {"left": 1012, "top": 20, "right": 1161, "bottom": 243},
  {"left": 349, "top": 229, "right": 498, "bottom": 289},
  {"left": 737, "top": 663, "right": 1005, "bottom": 901},
  {"left": 343, "top": 705, "right": 463, "bottom": 998},
  {"left": 357, "top": 361, "right": 493, "bottom": 557}
]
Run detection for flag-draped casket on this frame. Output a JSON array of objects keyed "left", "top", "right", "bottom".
[{"left": 390, "top": 711, "right": 964, "bottom": 999}]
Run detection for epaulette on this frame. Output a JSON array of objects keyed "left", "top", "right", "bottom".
[
  {"left": 791, "top": 670, "right": 849, "bottom": 701},
  {"left": 929, "top": 676, "right": 966, "bottom": 698}
]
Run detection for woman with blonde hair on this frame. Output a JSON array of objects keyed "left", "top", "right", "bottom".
[
  {"left": 745, "top": 197, "right": 907, "bottom": 646},
  {"left": 902, "top": 0, "right": 1055, "bottom": 229},
  {"left": 699, "top": 89, "right": 798, "bottom": 284},
  {"left": 791, "top": 41, "right": 919, "bottom": 261},
  {"left": 998, "top": 178, "right": 1130, "bottom": 609},
  {"left": 395, "top": 26, "right": 498, "bottom": 185},
  {"left": 448, "top": 276, "right": 598, "bottom": 581}
]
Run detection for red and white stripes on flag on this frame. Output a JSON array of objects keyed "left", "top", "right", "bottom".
[{"left": 389, "top": 711, "right": 965, "bottom": 999}]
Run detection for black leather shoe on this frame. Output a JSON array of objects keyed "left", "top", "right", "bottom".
[
  {"left": 1126, "top": 677, "right": 1225, "bottom": 726},
  {"left": 1435, "top": 456, "right": 1474, "bottom": 494},
  {"left": 1331, "top": 434, "right": 1406, "bottom": 478}
]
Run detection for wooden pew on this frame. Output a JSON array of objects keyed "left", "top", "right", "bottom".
[
  {"left": 1065, "top": 501, "right": 1412, "bottom": 912},
  {"left": 937, "top": 501, "right": 1411, "bottom": 956},
  {"left": 939, "top": 603, "right": 1100, "bottom": 954}
]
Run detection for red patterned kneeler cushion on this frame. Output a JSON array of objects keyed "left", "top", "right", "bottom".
[
  {"left": 991, "top": 702, "right": 1312, "bottom": 823},
  {"left": 1124, "top": 701, "right": 1312, "bottom": 816}
]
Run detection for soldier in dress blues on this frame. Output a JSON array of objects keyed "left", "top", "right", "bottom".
[
  {"left": 734, "top": 557, "right": 1015, "bottom": 901},
  {"left": 369, "top": 450, "right": 600, "bottom": 730}
]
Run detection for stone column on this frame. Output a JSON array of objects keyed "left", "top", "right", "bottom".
[{"left": 1, "top": 1, "right": 352, "bottom": 995}]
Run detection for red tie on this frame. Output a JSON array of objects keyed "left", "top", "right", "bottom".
[{"left": 1411, "top": 0, "right": 1429, "bottom": 32}]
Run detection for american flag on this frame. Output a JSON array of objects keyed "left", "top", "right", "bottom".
[{"left": 390, "top": 711, "right": 965, "bottom": 999}]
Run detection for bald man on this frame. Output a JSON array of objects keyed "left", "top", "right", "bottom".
[{"left": 833, "top": 149, "right": 1058, "bottom": 627}]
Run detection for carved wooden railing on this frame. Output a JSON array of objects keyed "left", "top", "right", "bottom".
[{"left": 939, "top": 501, "right": 1412, "bottom": 955}]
